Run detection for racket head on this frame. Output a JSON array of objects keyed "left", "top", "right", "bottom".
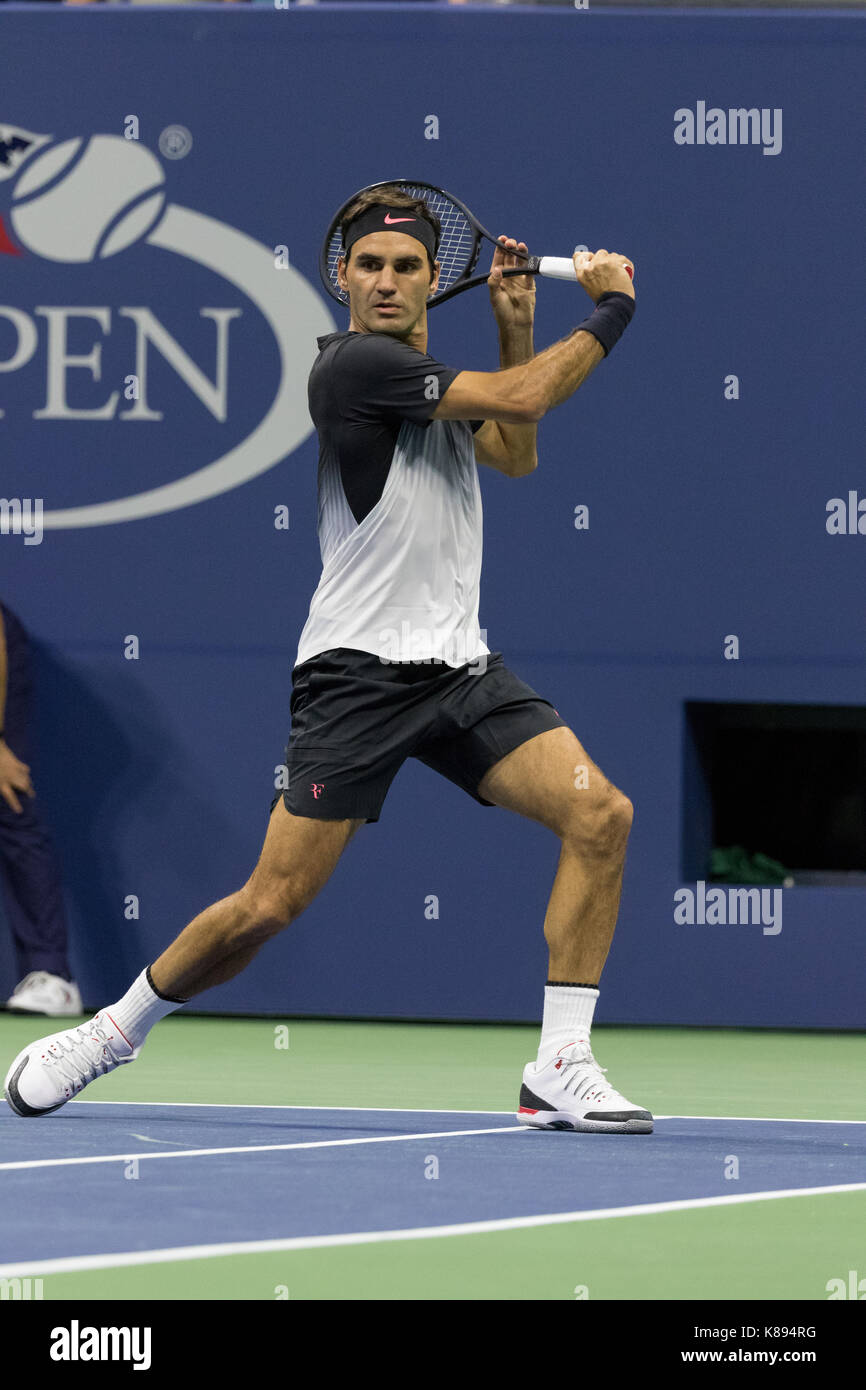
[{"left": 319, "top": 180, "right": 492, "bottom": 311}]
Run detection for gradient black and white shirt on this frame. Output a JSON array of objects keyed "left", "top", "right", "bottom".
[{"left": 294, "top": 330, "right": 490, "bottom": 670}]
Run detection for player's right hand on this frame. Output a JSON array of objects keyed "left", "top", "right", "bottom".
[{"left": 572, "top": 249, "right": 635, "bottom": 303}]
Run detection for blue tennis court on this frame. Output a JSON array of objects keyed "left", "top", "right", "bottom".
[{"left": 2, "top": 1102, "right": 864, "bottom": 1274}]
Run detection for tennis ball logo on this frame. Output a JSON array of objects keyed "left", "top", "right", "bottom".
[{"left": 10, "top": 135, "right": 166, "bottom": 263}]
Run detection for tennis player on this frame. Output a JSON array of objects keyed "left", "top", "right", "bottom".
[{"left": 5, "top": 185, "right": 651, "bottom": 1133}]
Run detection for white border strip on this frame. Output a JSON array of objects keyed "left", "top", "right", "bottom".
[
  {"left": 1, "top": 1097, "right": 517, "bottom": 1115},
  {"left": 2, "top": 1097, "right": 863, "bottom": 1123},
  {"left": 0, "top": 1125, "right": 523, "bottom": 1172},
  {"left": 1, "top": 1182, "right": 864, "bottom": 1279}
]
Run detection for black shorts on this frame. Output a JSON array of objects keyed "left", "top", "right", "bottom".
[{"left": 269, "top": 647, "right": 567, "bottom": 824}]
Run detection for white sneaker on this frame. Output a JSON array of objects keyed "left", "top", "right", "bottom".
[
  {"left": 517, "top": 1039, "right": 654, "bottom": 1133},
  {"left": 4, "top": 1011, "right": 140, "bottom": 1117},
  {"left": 5, "top": 971, "right": 83, "bottom": 1017}
]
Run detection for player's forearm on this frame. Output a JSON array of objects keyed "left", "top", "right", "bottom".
[
  {"left": 502, "top": 293, "right": 634, "bottom": 419},
  {"left": 498, "top": 324, "right": 537, "bottom": 470},
  {"left": 505, "top": 327, "right": 604, "bottom": 419},
  {"left": 498, "top": 322, "right": 534, "bottom": 372}
]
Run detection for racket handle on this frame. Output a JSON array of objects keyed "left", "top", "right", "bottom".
[
  {"left": 538, "top": 256, "right": 579, "bottom": 281},
  {"left": 537, "top": 256, "right": 634, "bottom": 282}
]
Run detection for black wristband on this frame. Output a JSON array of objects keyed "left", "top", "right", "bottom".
[{"left": 574, "top": 290, "right": 635, "bottom": 357}]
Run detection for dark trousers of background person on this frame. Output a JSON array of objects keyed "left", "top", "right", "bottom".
[{"left": 0, "top": 602, "right": 72, "bottom": 982}]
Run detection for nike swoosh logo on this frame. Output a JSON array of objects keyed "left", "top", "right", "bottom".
[{"left": 383, "top": 214, "right": 416, "bottom": 224}]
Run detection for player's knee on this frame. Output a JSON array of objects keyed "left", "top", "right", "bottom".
[
  {"left": 234, "top": 881, "right": 306, "bottom": 943},
  {"left": 563, "top": 789, "right": 633, "bottom": 856}
]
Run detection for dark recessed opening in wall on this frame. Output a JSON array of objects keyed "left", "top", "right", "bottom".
[{"left": 683, "top": 702, "right": 866, "bottom": 885}]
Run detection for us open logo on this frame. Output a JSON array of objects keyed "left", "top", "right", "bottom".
[{"left": 0, "top": 123, "right": 336, "bottom": 528}]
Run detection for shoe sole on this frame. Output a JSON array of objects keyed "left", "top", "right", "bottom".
[{"left": 516, "top": 1108, "right": 654, "bottom": 1134}]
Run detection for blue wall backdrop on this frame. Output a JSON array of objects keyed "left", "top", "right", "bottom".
[{"left": 0, "top": 5, "right": 863, "bottom": 1026}]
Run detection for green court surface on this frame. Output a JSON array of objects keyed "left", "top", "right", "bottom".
[{"left": 1, "top": 1015, "right": 863, "bottom": 1301}]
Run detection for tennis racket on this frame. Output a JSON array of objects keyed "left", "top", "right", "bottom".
[{"left": 319, "top": 179, "right": 633, "bottom": 310}]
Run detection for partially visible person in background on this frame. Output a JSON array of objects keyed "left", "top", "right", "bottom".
[
  {"left": 0, "top": 0, "right": 250, "bottom": 6},
  {"left": 0, "top": 602, "right": 82, "bottom": 1016},
  {"left": 58, "top": 0, "right": 250, "bottom": 7}
]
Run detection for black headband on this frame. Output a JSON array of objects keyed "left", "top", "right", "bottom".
[{"left": 343, "top": 204, "right": 438, "bottom": 261}]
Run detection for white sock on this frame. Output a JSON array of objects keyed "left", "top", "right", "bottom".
[
  {"left": 102, "top": 967, "right": 185, "bottom": 1050},
  {"left": 535, "top": 984, "right": 599, "bottom": 1069}
]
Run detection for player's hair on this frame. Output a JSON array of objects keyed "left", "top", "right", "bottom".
[{"left": 340, "top": 185, "right": 441, "bottom": 279}]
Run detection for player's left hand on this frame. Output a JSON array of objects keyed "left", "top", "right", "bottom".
[
  {"left": 488, "top": 235, "right": 536, "bottom": 330},
  {"left": 0, "top": 740, "right": 35, "bottom": 815}
]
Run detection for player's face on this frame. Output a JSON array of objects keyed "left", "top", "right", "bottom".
[{"left": 339, "top": 232, "right": 439, "bottom": 336}]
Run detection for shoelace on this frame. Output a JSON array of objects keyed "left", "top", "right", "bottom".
[
  {"left": 557, "top": 1043, "right": 622, "bottom": 1105},
  {"left": 42, "top": 1021, "right": 126, "bottom": 1093}
]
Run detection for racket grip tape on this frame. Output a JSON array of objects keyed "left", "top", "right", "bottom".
[
  {"left": 538, "top": 256, "right": 579, "bottom": 280},
  {"left": 538, "top": 256, "right": 634, "bottom": 282}
]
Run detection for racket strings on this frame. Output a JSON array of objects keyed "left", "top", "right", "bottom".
[{"left": 326, "top": 183, "right": 477, "bottom": 304}]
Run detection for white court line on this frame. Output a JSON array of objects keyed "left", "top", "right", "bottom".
[
  {"left": 1, "top": 1181, "right": 864, "bottom": 1279},
  {"left": 660, "top": 1113, "right": 866, "bottom": 1125},
  {"left": 1, "top": 1097, "right": 517, "bottom": 1115},
  {"left": 2, "top": 1097, "right": 864, "bottom": 1123},
  {"left": 0, "top": 1124, "right": 523, "bottom": 1172}
]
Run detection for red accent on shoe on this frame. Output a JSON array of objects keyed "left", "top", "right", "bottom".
[
  {"left": 518, "top": 1106, "right": 539, "bottom": 1115},
  {"left": 103, "top": 1011, "right": 133, "bottom": 1050},
  {"left": 555, "top": 1060, "right": 562, "bottom": 1070}
]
